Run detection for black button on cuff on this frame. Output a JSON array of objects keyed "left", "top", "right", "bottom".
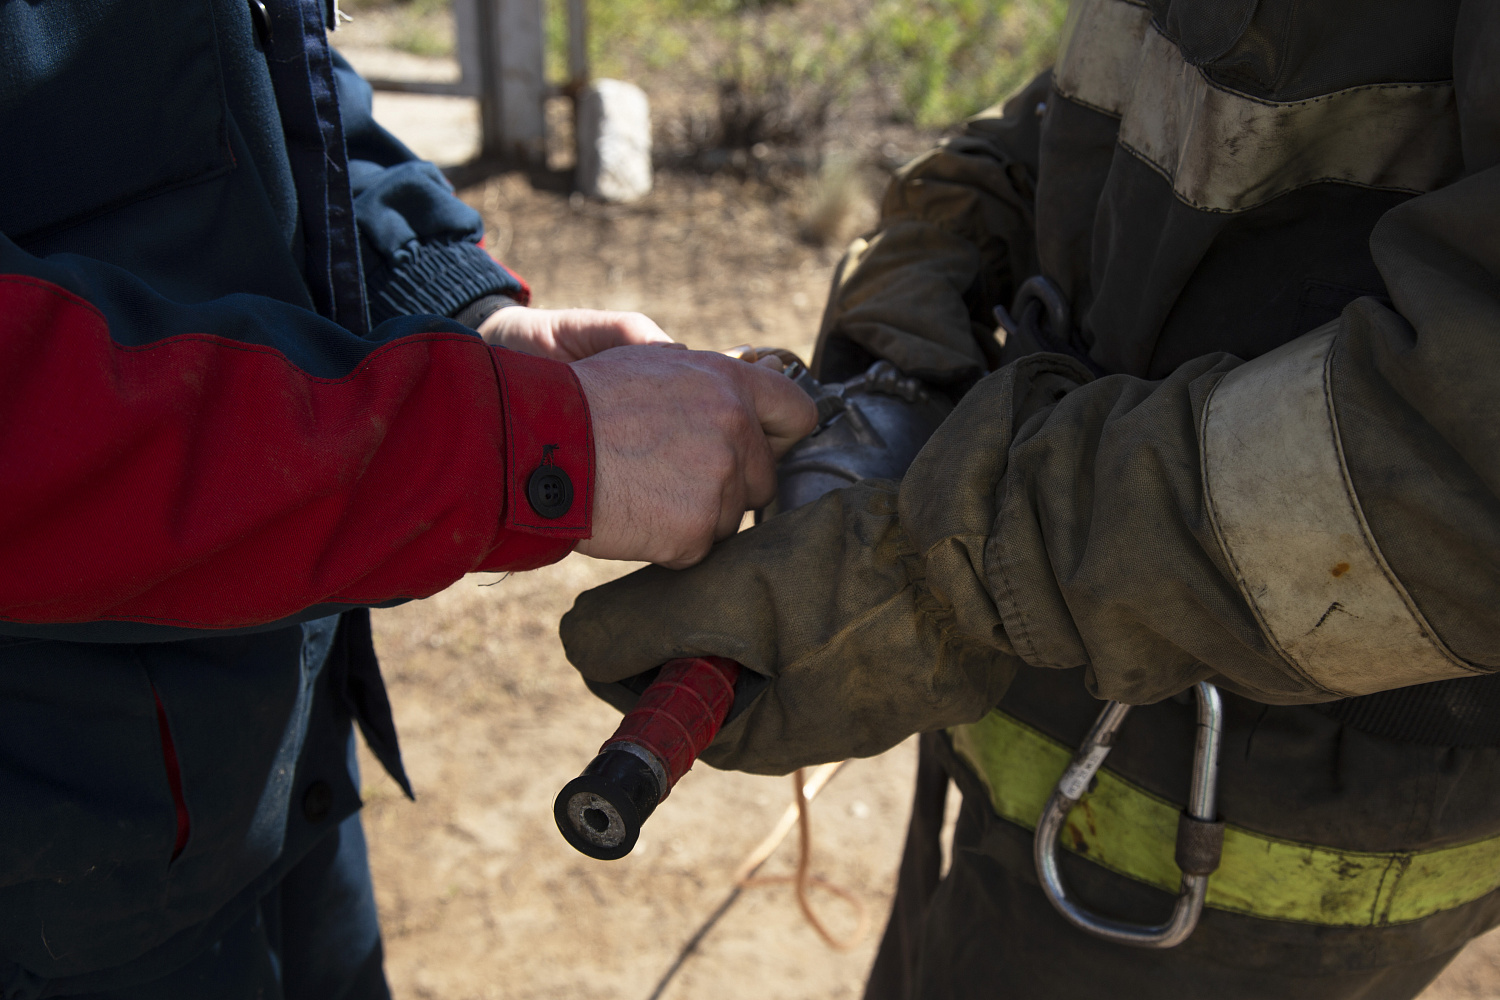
[
  {"left": 302, "top": 780, "right": 333, "bottom": 823},
  {"left": 527, "top": 465, "right": 574, "bottom": 519}
]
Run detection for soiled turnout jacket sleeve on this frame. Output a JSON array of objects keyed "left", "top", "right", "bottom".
[
  {"left": 0, "top": 233, "right": 593, "bottom": 634},
  {"left": 810, "top": 74, "right": 1049, "bottom": 387},
  {"left": 561, "top": 8, "right": 1500, "bottom": 773}
]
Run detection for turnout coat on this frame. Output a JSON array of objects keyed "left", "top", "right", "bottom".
[{"left": 561, "top": 0, "right": 1500, "bottom": 993}]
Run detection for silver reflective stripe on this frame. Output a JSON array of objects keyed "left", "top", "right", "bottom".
[
  {"left": 1053, "top": 0, "right": 1463, "bottom": 214},
  {"left": 1053, "top": 0, "right": 1150, "bottom": 117},
  {"left": 1200, "top": 328, "right": 1477, "bottom": 697},
  {"left": 1120, "top": 31, "right": 1461, "bottom": 213}
]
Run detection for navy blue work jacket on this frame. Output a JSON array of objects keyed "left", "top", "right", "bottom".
[{"left": 0, "top": 0, "right": 538, "bottom": 994}]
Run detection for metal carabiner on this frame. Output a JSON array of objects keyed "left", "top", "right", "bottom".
[{"left": 1034, "top": 681, "right": 1225, "bottom": 948}]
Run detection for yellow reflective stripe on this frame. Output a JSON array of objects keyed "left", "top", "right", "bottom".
[{"left": 951, "top": 710, "right": 1500, "bottom": 926}]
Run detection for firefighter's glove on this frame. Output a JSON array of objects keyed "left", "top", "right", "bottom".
[{"left": 560, "top": 354, "right": 1093, "bottom": 775}]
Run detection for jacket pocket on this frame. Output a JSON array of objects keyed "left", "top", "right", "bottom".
[{"left": 0, "top": 0, "right": 234, "bottom": 241}]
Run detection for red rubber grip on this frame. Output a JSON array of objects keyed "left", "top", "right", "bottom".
[{"left": 603, "top": 656, "right": 741, "bottom": 790}]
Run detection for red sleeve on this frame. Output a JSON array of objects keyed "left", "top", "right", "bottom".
[{"left": 0, "top": 274, "right": 592, "bottom": 629}]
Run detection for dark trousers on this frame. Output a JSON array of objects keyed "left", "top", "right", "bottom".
[
  {"left": 866, "top": 664, "right": 1500, "bottom": 1000},
  {"left": 77, "top": 812, "right": 390, "bottom": 1000}
]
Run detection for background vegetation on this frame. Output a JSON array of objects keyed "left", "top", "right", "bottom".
[
  {"left": 353, "top": 0, "right": 1068, "bottom": 133},
  {"left": 561, "top": 0, "right": 1066, "bottom": 128}
]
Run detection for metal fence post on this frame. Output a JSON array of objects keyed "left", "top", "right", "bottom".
[
  {"left": 567, "top": 0, "right": 588, "bottom": 90},
  {"left": 480, "top": 0, "right": 547, "bottom": 163},
  {"left": 453, "top": 0, "right": 484, "bottom": 96},
  {"left": 366, "top": 0, "right": 565, "bottom": 166}
]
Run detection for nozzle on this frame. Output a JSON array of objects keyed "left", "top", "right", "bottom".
[
  {"left": 554, "top": 743, "right": 667, "bottom": 860},
  {"left": 555, "top": 656, "right": 740, "bottom": 860}
]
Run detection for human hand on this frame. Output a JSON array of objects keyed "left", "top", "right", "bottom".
[
  {"left": 570, "top": 346, "right": 818, "bottom": 568},
  {"left": 477, "top": 306, "right": 677, "bottom": 361}
]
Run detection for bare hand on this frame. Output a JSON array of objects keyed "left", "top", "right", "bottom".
[
  {"left": 477, "top": 306, "right": 677, "bottom": 361},
  {"left": 571, "top": 346, "right": 818, "bottom": 568}
]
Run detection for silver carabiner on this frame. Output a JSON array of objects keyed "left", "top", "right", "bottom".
[{"left": 1034, "top": 681, "right": 1225, "bottom": 948}]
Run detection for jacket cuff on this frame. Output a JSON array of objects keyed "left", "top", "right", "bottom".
[
  {"left": 479, "top": 347, "right": 594, "bottom": 571},
  {"left": 367, "top": 240, "right": 531, "bottom": 326},
  {"left": 452, "top": 294, "right": 522, "bottom": 330}
]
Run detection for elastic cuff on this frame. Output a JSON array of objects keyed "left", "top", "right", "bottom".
[
  {"left": 484, "top": 346, "right": 594, "bottom": 556},
  {"left": 452, "top": 294, "right": 522, "bottom": 330},
  {"left": 368, "top": 241, "right": 531, "bottom": 325}
]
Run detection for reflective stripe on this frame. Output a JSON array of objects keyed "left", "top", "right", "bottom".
[
  {"left": 1053, "top": 0, "right": 1151, "bottom": 117},
  {"left": 951, "top": 710, "right": 1500, "bottom": 925},
  {"left": 1201, "top": 328, "right": 1475, "bottom": 696},
  {"left": 1053, "top": 0, "right": 1464, "bottom": 213},
  {"left": 1120, "top": 33, "right": 1462, "bottom": 213}
]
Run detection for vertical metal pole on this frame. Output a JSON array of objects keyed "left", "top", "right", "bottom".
[
  {"left": 567, "top": 0, "right": 589, "bottom": 89},
  {"left": 452, "top": 0, "right": 483, "bottom": 97},
  {"left": 478, "top": 0, "right": 547, "bottom": 163},
  {"left": 566, "top": 0, "right": 588, "bottom": 169}
]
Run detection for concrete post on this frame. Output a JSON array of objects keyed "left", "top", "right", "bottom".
[{"left": 577, "top": 79, "right": 652, "bottom": 202}]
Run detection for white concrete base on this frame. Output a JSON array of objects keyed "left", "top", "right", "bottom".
[{"left": 576, "top": 79, "right": 653, "bottom": 203}]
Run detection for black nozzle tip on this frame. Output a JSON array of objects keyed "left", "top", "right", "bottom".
[{"left": 554, "top": 747, "right": 663, "bottom": 860}]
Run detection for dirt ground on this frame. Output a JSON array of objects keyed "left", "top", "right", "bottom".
[
  {"left": 347, "top": 51, "right": 914, "bottom": 1000},
  {"left": 361, "top": 558, "right": 918, "bottom": 1000},
  {"left": 341, "top": 50, "right": 1500, "bottom": 1000}
]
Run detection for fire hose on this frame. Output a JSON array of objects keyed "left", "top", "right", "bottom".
[
  {"left": 554, "top": 340, "right": 1229, "bottom": 960},
  {"left": 554, "top": 348, "right": 953, "bottom": 863},
  {"left": 553, "top": 655, "right": 740, "bottom": 860}
]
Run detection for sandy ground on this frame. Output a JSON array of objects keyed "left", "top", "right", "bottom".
[
  {"left": 342, "top": 59, "right": 1500, "bottom": 1000},
  {"left": 348, "top": 51, "right": 909, "bottom": 1000},
  {"left": 361, "top": 559, "right": 919, "bottom": 1000}
]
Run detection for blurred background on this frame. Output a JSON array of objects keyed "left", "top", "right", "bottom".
[{"left": 335, "top": 1, "right": 1500, "bottom": 996}]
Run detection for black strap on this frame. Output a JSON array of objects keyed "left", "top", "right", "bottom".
[
  {"left": 997, "top": 275, "right": 1109, "bottom": 377},
  {"left": 1314, "top": 672, "right": 1500, "bottom": 747}
]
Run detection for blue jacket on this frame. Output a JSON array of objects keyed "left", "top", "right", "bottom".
[{"left": 0, "top": 0, "right": 595, "bottom": 994}]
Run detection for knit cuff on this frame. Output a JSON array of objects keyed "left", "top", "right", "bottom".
[
  {"left": 452, "top": 294, "right": 522, "bottom": 330},
  {"left": 367, "top": 240, "right": 529, "bottom": 325}
]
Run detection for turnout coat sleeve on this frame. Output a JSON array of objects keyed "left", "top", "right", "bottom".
[
  {"left": 560, "top": 4, "right": 1500, "bottom": 773},
  {"left": 811, "top": 75, "right": 1050, "bottom": 388},
  {"left": 0, "top": 233, "right": 593, "bottom": 633}
]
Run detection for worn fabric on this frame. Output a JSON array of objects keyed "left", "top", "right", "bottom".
[
  {"left": 836, "top": 3, "right": 1500, "bottom": 992},
  {"left": 810, "top": 75, "right": 1048, "bottom": 390},
  {"left": 951, "top": 666, "right": 1500, "bottom": 926},
  {"left": 564, "top": 0, "right": 1500, "bottom": 744},
  {"left": 563, "top": 353, "right": 1087, "bottom": 773},
  {"left": 561, "top": 1, "right": 1500, "bottom": 988}
]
